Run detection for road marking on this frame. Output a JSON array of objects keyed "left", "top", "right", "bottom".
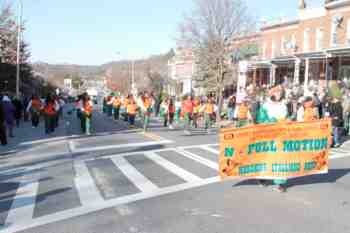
[
  {"left": 329, "top": 153, "right": 350, "bottom": 160},
  {"left": 0, "top": 176, "right": 220, "bottom": 233},
  {"left": 71, "top": 140, "right": 173, "bottom": 153},
  {"left": 5, "top": 175, "right": 39, "bottom": 228},
  {"left": 140, "top": 132, "right": 166, "bottom": 141},
  {"left": 199, "top": 145, "right": 220, "bottom": 155},
  {"left": 111, "top": 156, "right": 160, "bottom": 193},
  {"left": 74, "top": 160, "right": 104, "bottom": 206},
  {"left": 20, "top": 136, "right": 68, "bottom": 146},
  {"left": 68, "top": 140, "right": 76, "bottom": 152},
  {"left": 175, "top": 148, "right": 219, "bottom": 171},
  {"left": 144, "top": 151, "right": 202, "bottom": 183}
]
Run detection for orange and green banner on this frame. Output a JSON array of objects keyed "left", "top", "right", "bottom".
[{"left": 219, "top": 119, "right": 332, "bottom": 180}]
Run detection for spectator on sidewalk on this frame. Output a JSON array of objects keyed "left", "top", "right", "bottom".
[
  {"left": 0, "top": 99, "right": 7, "bottom": 146},
  {"left": 227, "top": 95, "right": 236, "bottom": 121},
  {"left": 329, "top": 97, "right": 344, "bottom": 147},
  {"left": 12, "top": 97, "right": 23, "bottom": 128},
  {"left": 2, "top": 95, "right": 15, "bottom": 138}
]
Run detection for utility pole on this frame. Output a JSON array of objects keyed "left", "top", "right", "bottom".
[
  {"left": 16, "top": 0, "right": 23, "bottom": 98},
  {"left": 131, "top": 59, "right": 136, "bottom": 95}
]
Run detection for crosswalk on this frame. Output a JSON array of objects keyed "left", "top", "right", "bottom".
[
  {"left": 0, "top": 143, "right": 349, "bottom": 233},
  {"left": 0, "top": 144, "right": 221, "bottom": 233}
]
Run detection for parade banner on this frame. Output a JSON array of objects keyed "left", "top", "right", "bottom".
[{"left": 219, "top": 119, "right": 332, "bottom": 180}]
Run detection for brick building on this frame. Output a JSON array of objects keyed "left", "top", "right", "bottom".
[{"left": 241, "top": 0, "right": 350, "bottom": 91}]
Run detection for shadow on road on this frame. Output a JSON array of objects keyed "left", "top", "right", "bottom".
[{"left": 233, "top": 168, "right": 350, "bottom": 189}]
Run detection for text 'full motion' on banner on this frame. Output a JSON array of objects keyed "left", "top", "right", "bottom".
[{"left": 219, "top": 119, "right": 333, "bottom": 180}]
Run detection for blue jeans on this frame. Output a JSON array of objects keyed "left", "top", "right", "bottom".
[
  {"left": 333, "top": 127, "right": 340, "bottom": 145},
  {"left": 228, "top": 108, "right": 235, "bottom": 121}
]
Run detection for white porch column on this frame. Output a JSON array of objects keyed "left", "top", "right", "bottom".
[
  {"left": 294, "top": 58, "right": 301, "bottom": 85},
  {"left": 304, "top": 58, "right": 310, "bottom": 96},
  {"left": 270, "top": 64, "right": 277, "bottom": 87}
]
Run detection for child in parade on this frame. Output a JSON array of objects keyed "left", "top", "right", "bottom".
[
  {"left": 256, "top": 87, "right": 288, "bottom": 192},
  {"left": 175, "top": 97, "right": 182, "bottom": 124},
  {"left": 113, "top": 94, "right": 122, "bottom": 121},
  {"left": 161, "top": 98, "right": 169, "bottom": 127},
  {"left": 127, "top": 96, "right": 137, "bottom": 128},
  {"left": 234, "top": 98, "right": 252, "bottom": 128},
  {"left": 81, "top": 94, "right": 93, "bottom": 135},
  {"left": 168, "top": 98, "right": 176, "bottom": 130},
  {"left": 26, "top": 95, "right": 43, "bottom": 128},
  {"left": 182, "top": 95, "right": 194, "bottom": 134},
  {"left": 123, "top": 95, "right": 130, "bottom": 122},
  {"left": 141, "top": 92, "right": 152, "bottom": 132},
  {"left": 43, "top": 95, "right": 59, "bottom": 135},
  {"left": 192, "top": 97, "right": 201, "bottom": 129},
  {"left": 202, "top": 97, "right": 215, "bottom": 130}
]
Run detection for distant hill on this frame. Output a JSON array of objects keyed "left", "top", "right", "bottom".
[{"left": 31, "top": 49, "right": 175, "bottom": 92}]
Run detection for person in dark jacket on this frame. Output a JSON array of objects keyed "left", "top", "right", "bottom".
[
  {"left": 12, "top": 97, "right": 23, "bottom": 128},
  {"left": 0, "top": 100, "right": 7, "bottom": 146},
  {"left": 329, "top": 97, "right": 343, "bottom": 147},
  {"left": 2, "top": 95, "right": 15, "bottom": 138}
]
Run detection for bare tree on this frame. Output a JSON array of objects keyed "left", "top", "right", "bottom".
[{"left": 178, "top": 0, "right": 254, "bottom": 121}]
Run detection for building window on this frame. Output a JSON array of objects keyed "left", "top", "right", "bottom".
[
  {"left": 331, "top": 17, "right": 338, "bottom": 47},
  {"left": 262, "top": 42, "right": 267, "bottom": 59},
  {"left": 316, "top": 28, "right": 323, "bottom": 51},
  {"left": 304, "top": 28, "right": 310, "bottom": 52},
  {"left": 272, "top": 39, "right": 275, "bottom": 58},
  {"left": 347, "top": 19, "right": 350, "bottom": 46},
  {"left": 281, "top": 36, "right": 285, "bottom": 55}
]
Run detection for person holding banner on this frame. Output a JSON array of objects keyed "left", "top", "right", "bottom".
[{"left": 256, "top": 89, "right": 288, "bottom": 192}]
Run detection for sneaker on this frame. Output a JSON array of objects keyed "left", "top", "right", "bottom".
[
  {"left": 273, "top": 185, "right": 286, "bottom": 193},
  {"left": 257, "top": 180, "right": 268, "bottom": 187}
]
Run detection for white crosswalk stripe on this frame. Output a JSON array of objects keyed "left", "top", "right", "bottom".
[
  {"left": 4, "top": 174, "right": 39, "bottom": 228},
  {"left": 74, "top": 160, "right": 104, "bottom": 206},
  {"left": 144, "top": 151, "right": 202, "bottom": 183},
  {"left": 111, "top": 156, "right": 160, "bottom": 193}
]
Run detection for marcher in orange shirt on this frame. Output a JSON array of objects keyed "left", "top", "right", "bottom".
[
  {"left": 113, "top": 94, "right": 122, "bottom": 121},
  {"left": 202, "top": 97, "right": 215, "bottom": 130},
  {"left": 141, "top": 92, "right": 153, "bottom": 132},
  {"left": 81, "top": 94, "right": 93, "bottom": 135},
  {"left": 127, "top": 96, "right": 137, "bottom": 128},
  {"left": 182, "top": 95, "right": 194, "bottom": 134}
]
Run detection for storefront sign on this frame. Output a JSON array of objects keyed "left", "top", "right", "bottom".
[{"left": 219, "top": 119, "right": 332, "bottom": 179}]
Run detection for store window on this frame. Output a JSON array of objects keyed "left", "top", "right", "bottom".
[{"left": 281, "top": 36, "right": 285, "bottom": 55}]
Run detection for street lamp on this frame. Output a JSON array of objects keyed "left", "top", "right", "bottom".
[{"left": 16, "top": 0, "right": 23, "bottom": 98}]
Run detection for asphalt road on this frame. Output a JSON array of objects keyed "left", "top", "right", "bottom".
[{"left": 0, "top": 107, "right": 350, "bottom": 233}]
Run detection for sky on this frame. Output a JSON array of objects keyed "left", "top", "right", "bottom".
[{"left": 14, "top": 0, "right": 323, "bottom": 65}]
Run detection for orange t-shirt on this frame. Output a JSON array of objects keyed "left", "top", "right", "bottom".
[
  {"left": 183, "top": 100, "right": 194, "bottom": 113},
  {"left": 127, "top": 104, "right": 137, "bottom": 115},
  {"left": 113, "top": 97, "right": 121, "bottom": 107},
  {"left": 205, "top": 103, "right": 214, "bottom": 114},
  {"left": 238, "top": 104, "right": 248, "bottom": 120}
]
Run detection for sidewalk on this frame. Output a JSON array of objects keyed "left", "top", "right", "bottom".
[{"left": 0, "top": 116, "right": 70, "bottom": 171}]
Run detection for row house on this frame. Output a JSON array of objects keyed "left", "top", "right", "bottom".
[
  {"left": 240, "top": 0, "right": 350, "bottom": 91},
  {"left": 168, "top": 47, "right": 196, "bottom": 96}
]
